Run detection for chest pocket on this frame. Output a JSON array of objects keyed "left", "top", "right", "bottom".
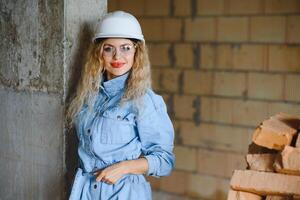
[{"left": 101, "top": 108, "right": 137, "bottom": 144}]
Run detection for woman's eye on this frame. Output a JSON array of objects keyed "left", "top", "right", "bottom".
[
  {"left": 121, "top": 45, "right": 132, "bottom": 51},
  {"left": 103, "top": 46, "right": 114, "bottom": 52}
]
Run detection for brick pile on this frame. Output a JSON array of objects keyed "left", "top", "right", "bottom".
[{"left": 228, "top": 113, "right": 300, "bottom": 200}]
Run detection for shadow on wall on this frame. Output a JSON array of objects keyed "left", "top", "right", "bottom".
[{"left": 65, "top": 22, "right": 94, "bottom": 198}]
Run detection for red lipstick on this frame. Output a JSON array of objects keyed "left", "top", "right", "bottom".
[{"left": 111, "top": 62, "right": 125, "bottom": 68}]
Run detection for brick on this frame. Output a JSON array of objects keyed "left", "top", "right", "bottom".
[
  {"left": 174, "top": 44, "right": 194, "bottom": 68},
  {"left": 248, "top": 142, "right": 279, "bottom": 154},
  {"left": 200, "top": 97, "right": 212, "bottom": 121},
  {"left": 174, "top": 0, "right": 191, "bottom": 16},
  {"left": 197, "top": 149, "right": 246, "bottom": 178},
  {"left": 180, "top": 122, "right": 253, "bottom": 153},
  {"left": 148, "top": 43, "right": 170, "bottom": 66},
  {"left": 200, "top": 44, "right": 216, "bottom": 69},
  {"left": 197, "top": 0, "right": 225, "bottom": 15},
  {"left": 268, "top": 45, "right": 300, "bottom": 72},
  {"left": 119, "top": 0, "right": 145, "bottom": 16},
  {"left": 246, "top": 154, "right": 276, "bottom": 172},
  {"left": 297, "top": 133, "right": 300, "bottom": 148},
  {"left": 161, "top": 93, "right": 172, "bottom": 111},
  {"left": 228, "top": 190, "right": 263, "bottom": 200},
  {"left": 265, "top": 0, "right": 300, "bottom": 14},
  {"left": 140, "top": 18, "right": 163, "bottom": 41},
  {"left": 174, "top": 95, "right": 196, "bottom": 120},
  {"left": 213, "top": 72, "right": 247, "bottom": 97},
  {"left": 183, "top": 70, "right": 213, "bottom": 95},
  {"left": 232, "top": 45, "right": 267, "bottom": 71},
  {"left": 216, "top": 45, "right": 233, "bottom": 69},
  {"left": 172, "top": 120, "right": 181, "bottom": 144},
  {"left": 213, "top": 125, "right": 253, "bottom": 153},
  {"left": 185, "top": 18, "right": 217, "bottom": 42},
  {"left": 217, "top": 17, "right": 249, "bottom": 42},
  {"left": 151, "top": 69, "right": 161, "bottom": 91},
  {"left": 160, "top": 170, "right": 188, "bottom": 195},
  {"left": 162, "top": 18, "right": 182, "bottom": 41},
  {"left": 209, "top": 97, "right": 234, "bottom": 124},
  {"left": 145, "top": 0, "right": 170, "bottom": 16},
  {"left": 232, "top": 100, "right": 269, "bottom": 127},
  {"left": 146, "top": 176, "right": 160, "bottom": 190},
  {"left": 161, "top": 69, "right": 180, "bottom": 92},
  {"left": 108, "top": 0, "right": 119, "bottom": 11},
  {"left": 227, "top": 0, "right": 264, "bottom": 15},
  {"left": 207, "top": 98, "right": 269, "bottom": 127},
  {"left": 250, "top": 16, "right": 286, "bottom": 43},
  {"left": 248, "top": 73, "right": 284, "bottom": 100},
  {"left": 216, "top": 44, "right": 268, "bottom": 71},
  {"left": 174, "top": 146, "right": 197, "bottom": 171},
  {"left": 287, "top": 16, "right": 300, "bottom": 43},
  {"left": 285, "top": 74, "right": 300, "bottom": 102},
  {"left": 153, "top": 192, "right": 190, "bottom": 199},
  {"left": 273, "top": 152, "right": 287, "bottom": 173},
  {"left": 268, "top": 102, "right": 300, "bottom": 118},
  {"left": 252, "top": 118, "right": 297, "bottom": 150},
  {"left": 230, "top": 170, "right": 300, "bottom": 196},
  {"left": 266, "top": 196, "right": 293, "bottom": 200},
  {"left": 187, "top": 173, "right": 229, "bottom": 200},
  {"left": 161, "top": 93, "right": 171, "bottom": 103},
  {"left": 271, "top": 112, "right": 300, "bottom": 130},
  {"left": 280, "top": 146, "right": 300, "bottom": 175}
]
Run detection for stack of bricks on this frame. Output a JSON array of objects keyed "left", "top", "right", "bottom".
[{"left": 228, "top": 113, "right": 300, "bottom": 200}]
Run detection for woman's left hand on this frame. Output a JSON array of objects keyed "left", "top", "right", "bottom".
[
  {"left": 94, "top": 161, "right": 128, "bottom": 184},
  {"left": 94, "top": 158, "right": 148, "bottom": 184}
]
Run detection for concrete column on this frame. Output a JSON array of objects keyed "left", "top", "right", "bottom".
[{"left": 0, "top": 0, "right": 106, "bottom": 199}]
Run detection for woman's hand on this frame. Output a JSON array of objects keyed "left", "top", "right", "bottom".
[
  {"left": 94, "top": 158, "right": 149, "bottom": 184},
  {"left": 94, "top": 162, "right": 128, "bottom": 184}
]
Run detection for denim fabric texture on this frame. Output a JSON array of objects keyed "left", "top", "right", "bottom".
[{"left": 69, "top": 72, "right": 175, "bottom": 200}]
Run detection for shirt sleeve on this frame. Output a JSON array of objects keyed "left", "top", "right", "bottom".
[{"left": 136, "top": 92, "right": 175, "bottom": 177}]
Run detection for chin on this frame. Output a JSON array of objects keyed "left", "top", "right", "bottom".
[
  {"left": 107, "top": 70, "right": 127, "bottom": 78},
  {"left": 114, "top": 68, "right": 130, "bottom": 75}
]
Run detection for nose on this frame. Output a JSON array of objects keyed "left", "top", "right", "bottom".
[{"left": 113, "top": 48, "right": 121, "bottom": 59}]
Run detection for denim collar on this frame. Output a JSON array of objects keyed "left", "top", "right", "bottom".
[{"left": 100, "top": 72, "right": 129, "bottom": 97}]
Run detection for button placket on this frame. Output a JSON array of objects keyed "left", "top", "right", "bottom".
[{"left": 100, "top": 117, "right": 106, "bottom": 143}]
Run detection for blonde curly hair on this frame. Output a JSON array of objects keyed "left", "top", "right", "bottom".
[{"left": 66, "top": 39, "right": 151, "bottom": 126}]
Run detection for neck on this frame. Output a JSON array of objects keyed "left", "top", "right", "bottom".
[{"left": 106, "top": 72, "right": 116, "bottom": 80}]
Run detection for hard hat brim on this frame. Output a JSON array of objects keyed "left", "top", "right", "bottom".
[{"left": 93, "top": 34, "right": 145, "bottom": 43}]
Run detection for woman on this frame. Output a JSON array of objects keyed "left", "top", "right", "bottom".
[{"left": 67, "top": 11, "right": 175, "bottom": 200}]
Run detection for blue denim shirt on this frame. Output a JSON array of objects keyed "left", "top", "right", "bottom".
[{"left": 74, "top": 72, "right": 175, "bottom": 178}]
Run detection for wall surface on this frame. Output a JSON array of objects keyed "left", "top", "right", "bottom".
[
  {"left": 0, "top": 0, "right": 106, "bottom": 199},
  {"left": 109, "top": 0, "right": 300, "bottom": 200}
]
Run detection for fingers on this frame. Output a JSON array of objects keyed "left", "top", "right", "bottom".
[
  {"left": 102, "top": 177, "right": 114, "bottom": 184},
  {"left": 95, "top": 172, "right": 118, "bottom": 184},
  {"left": 95, "top": 171, "right": 114, "bottom": 184},
  {"left": 95, "top": 171, "right": 105, "bottom": 182},
  {"left": 94, "top": 164, "right": 124, "bottom": 184}
]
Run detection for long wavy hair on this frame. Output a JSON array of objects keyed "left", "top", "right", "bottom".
[{"left": 66, "top": 39, "right": 151, "bottom": 126}]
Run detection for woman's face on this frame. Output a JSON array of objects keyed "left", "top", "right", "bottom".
[{"left": 101, "top": 38, "right": 136, "bottom": 80}]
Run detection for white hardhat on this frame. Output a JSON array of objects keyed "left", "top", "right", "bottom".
[{"left": 93, "top": 11, "right": 144, "bottom": 42}]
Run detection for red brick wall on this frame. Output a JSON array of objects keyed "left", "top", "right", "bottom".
[{"left": 109, "top": 0, "right": 300, "bottom": 199}]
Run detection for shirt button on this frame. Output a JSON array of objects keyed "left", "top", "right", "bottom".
[
  {"left": 117, "top": 115, "right": 122, "bottom": 120},
  {"left": 87, "top": 129, "right": 91, "bottom": 134},
  {"left": 94, "top": 184, "right": 97, "bottom": 189}
]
